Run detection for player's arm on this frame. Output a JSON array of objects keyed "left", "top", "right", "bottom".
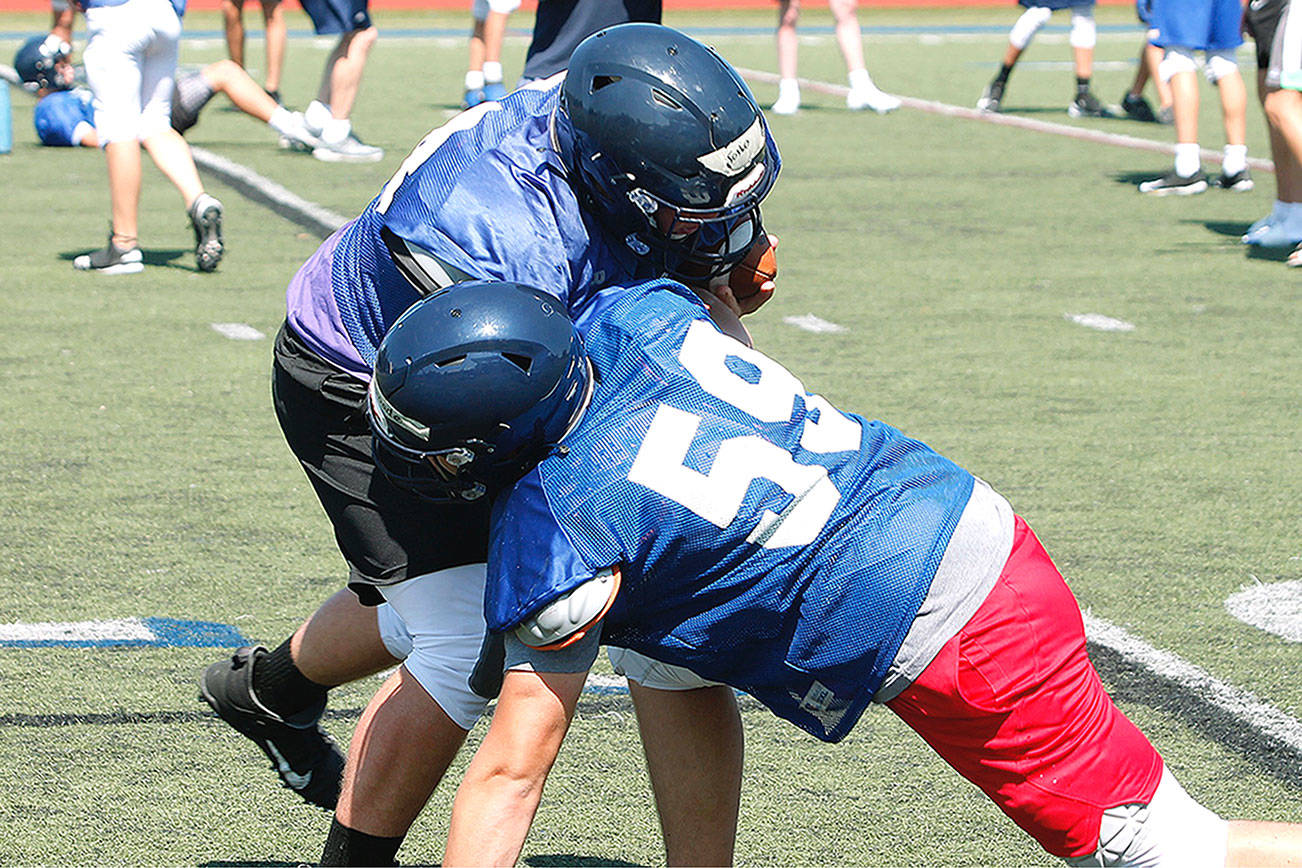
[{"left": 444, "top": 664, "right": 587, "bottom": 866}]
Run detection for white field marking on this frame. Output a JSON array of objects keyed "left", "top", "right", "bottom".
[
  {"left": 211, "top": 323, "right": 266, "bottom": 341},
  {"left": 736, "top": 67, "right": 1275, "bottom": 175},
  {"left": 189, "top": 146, "right": 349, "bottom": 239},
  {"left": 0, "top": 618, "right": 154, "bottom": 643},
  {"left": 1065, "top": 312, "right": 1136, "bottom": 332},
  {"left": 1083, "top": 613, "right": 1302, "bottom": 752},
  {"left": 1226, "top": 580, "right": 1302, "bottom": 643},
  {"left": 784, "top": 314, "right": 848, "bottom": 334}
]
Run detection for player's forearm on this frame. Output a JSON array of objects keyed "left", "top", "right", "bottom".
[{"left": 444, "top": 766, "right": 545, "bottom": 866}]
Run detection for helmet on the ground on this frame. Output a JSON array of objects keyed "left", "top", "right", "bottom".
[
  {"left": 15, "top": 35, "right": 72, "bottom": 93},
  {"left": 559, "top": 23, "right": 781, "bottom": 280},
  {"left": 367, "top": 281, "right": 592, "bottom": 502}
]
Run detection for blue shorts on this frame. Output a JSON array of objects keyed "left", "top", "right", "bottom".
[
  {"left": 1150, "top": 0, "right": 1243, "bottom": 51},
  {"left": 299, "top": 0, "right": 370, "bottom": 34},
  {"left": 1135, "top": 0, "right": 1153, "bottom": 25}
]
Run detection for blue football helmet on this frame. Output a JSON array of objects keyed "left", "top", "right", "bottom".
[
  {"left": 15, "top": 35, "right": 73, "bottom": 94},
  {"left": 558, "top": 23, "right": 781, "bottom": 281},
  {"left": 367, "top": 281, "right": 593, "bottom": 502}
]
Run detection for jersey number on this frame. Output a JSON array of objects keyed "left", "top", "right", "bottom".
[{"left": 627, "top": 321, "right": 861, "bottom": 549}]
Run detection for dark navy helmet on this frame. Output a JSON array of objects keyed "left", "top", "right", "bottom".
[
  {"left": 558, "top": 23, "right": 781, "bottom": 281},
  {"left": 367, "top": 281, "right": 593, "bottom": 502},
  {"left": 15, "top": 35, "right": 73, "bottom": 94}
]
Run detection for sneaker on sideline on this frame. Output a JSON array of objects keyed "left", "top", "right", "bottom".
[
  {"left": 1138, "top": 170, "right": 1209, "bottom": 196},
  {"left": 1215, "top": 169, "right": 1254, "bottom": 192},
  {"left": 770, "top": 88, "right": 800, "bottom": 116},
  {"left": 483, "top": 81, "right": 507, "bottom": 102},
  {"left": 188, "top": 193, "right": 224, "bottom": 272},
  {"left": 73, "top": 232, "right": 143, "bottom": 274},
  {"left": 200, "top": 646, "right": 345, "bottom": 810},
  {"left": 462, "top": 87, "right": 485, "bottom": 109},
  {"left": 847, "top": 84, "right": 900, "bottom": 113},
  {"left": 976, "top": 80, "right": 1004, "bottom": 113},
  {"left": 1068, "top": 91, "right": 1116, "bottom": 119},
  {"left": 313, "top": 133, "right": 384, "bottom": 164},
  {"left": 1121, "top": 93, "right": 1157, "bottom": 122}
]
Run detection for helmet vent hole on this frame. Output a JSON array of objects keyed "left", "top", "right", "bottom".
[
  {"left": 651, "top": 88, "right": 683, "bottom": 110},
  {"left": 434, "top": 354, "right": 467, "bottom": 368},
  {"left": 591, "top": 74, "right": 622, "bottom": 93},
  {"left": 502, "top": 353, "right": 533, "bottom": 374}
]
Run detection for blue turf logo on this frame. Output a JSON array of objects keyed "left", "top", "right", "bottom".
[{"left": 0, "top": 617, "right": 247, "bottom": 648}]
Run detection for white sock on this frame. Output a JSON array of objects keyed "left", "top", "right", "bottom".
[
  {"left": 1174, "top": 143, "right": 1201, "bottom": 177},
  {"left": 848, "top": 68, "right": 874, "bottom": 91},
  {"left": 305, "top": 100, "right": 332, "bottom": 132},
  {"left": 1222, "top": 144, "right": 1247, "bottom": 176},
  {"left": 465, "top": 70, "right": 485, "bottom": 90},
  {"left": 483, "top": 61, "right": 503, "bottom": 84},
  {"left": 268, "top": 106, "right": 294, "bottom": 135},
  {"left": 320, "top": 117, "right": 352, "bottom": 145},
  {"left": 777, "top": 78, "right": 799, "bottom": 98}
]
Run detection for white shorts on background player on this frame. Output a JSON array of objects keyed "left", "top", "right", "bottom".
[
  {"left": 81, "top": 0, "right": 182, "bottom": 145},
  {"left": 374, "top": 564, "right": 716, "bottom": 730}
]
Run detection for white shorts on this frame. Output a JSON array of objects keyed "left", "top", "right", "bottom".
[
  {"left": 472, "top": 0, "right": 521, "bottom": 19},
  {"left": 378, "top": 565, "right": 720, "bottom": 730},
  {"left": 82, "top": 0, "right": 182, "bottom": 144}
]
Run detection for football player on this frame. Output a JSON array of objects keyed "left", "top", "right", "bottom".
[
  {"left": 14, "top": 36, "right": 316, "bottom": 150},
  {"left": 365, "top": 279, "right": 1302, "bottom": 868},
  {"left": 195, "top": 23, "right": 781, "bottom": 866}
]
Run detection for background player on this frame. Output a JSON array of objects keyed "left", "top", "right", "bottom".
[
  {"left": 15, "top": 36, "right": 315, "bottom": 149},
  {"left": 363, "top": 278, "right": 1302, "bottom": 868},
  {"left": 197, "top": 23, "right": 781, "bottom": 866},
  {"left": 461, "top": 0, "right": 519, "bottom": 108}
]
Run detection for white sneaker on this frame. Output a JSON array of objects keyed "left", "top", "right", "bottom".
[
  {"left": 277, "top": 111, "right": 321, "bottom": 152},
  {"left": 847, "top": 85, "right": 901, "bottom": 114},
  {"left": 770, "top": 90, "right": 800, "bottom": 116},
  {"left": 313, "top": 133, "right": 384, "bottom": 164}
]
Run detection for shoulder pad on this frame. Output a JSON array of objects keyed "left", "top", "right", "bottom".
[{"left": 514, "top": 566, "right": 620, "bottom": 650}]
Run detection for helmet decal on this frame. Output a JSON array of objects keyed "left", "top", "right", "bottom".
[
  {"left": 697, "top": 117, "right": 766, "bottom": 177},
  {"left": 722, "top": 163, "right": 767, "bottom": 208}
]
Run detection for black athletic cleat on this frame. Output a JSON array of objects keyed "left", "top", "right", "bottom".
[
  {"left": 73, "top": 230, "right": 143, "bottom": 274},
  {"left": 976, "top": 79, "right": 1004, "bottom": 113},
  {"left": 1068, "top": 91, "right": 1116, "bottom": 119},
  {"left": 188, "top": 193, "right": 224, "bottom": 273},
  {"left": 1121, "top": 92, "right": 1157, "bottom": 123},
  {"left": 199, "top": 645, "right": 345, "bottom": 810},
  {"left": 1215, "top": 169, "right": 1254, "bottom": 192},
  {"left": 1138, "top": 170, "right": 1209, "bottom": 196}
]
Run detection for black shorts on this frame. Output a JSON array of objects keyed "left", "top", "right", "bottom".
[
  {"left": 1245, "top": 0, "right": 1289, "bottom": 69},
  {"left": 273, "top": 321, "right": 490, "bottom": 606}
]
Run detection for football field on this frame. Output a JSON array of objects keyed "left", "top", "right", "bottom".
[{"left": 0, "top": 6, "right": 1299, "bottom": 866}]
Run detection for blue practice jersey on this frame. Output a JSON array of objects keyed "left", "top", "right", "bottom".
[
  {"left": 34, "top": 88, "right": 94, "bottom": 147},
  {"left": 322, "top": 76, "right": 653, "bottom": 373},
  {"left": 487, "top": 280, "right": 976, "bottom": 742}
]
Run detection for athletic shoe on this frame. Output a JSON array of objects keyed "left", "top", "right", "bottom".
[
  {"left": 1241, "top": 213, "right": 1276, "bottom": 243},
  {"left": 277, "top": 111, "right": 321, "bottom": 152},
  {"left": 200, "top": 645, "right": 345, "bottom": 810},
  {"left": 462, "top": 87, "right": 485, "bottom": 109},
  {"left": 313, "top": 133, "right": 384, "bottom": 164},
  {"left": 1215, "top": 169, "right": 1254, "bottom": 192},
  {"left": 73, "top": 232, "right": 143, "bottom": 274},
  {"left": 1286, "top": 243, "right": 1302, "bottom": 268},
  {"left": 1155, "top": 105, "right": 1174, "bottom": 125},
  {"left": 1121, "top": 92, "right": 1157, "bottom": 123},
  {"left": 483, "top": 81, "right": 507, "bottom": 102},
  {"left": 976, "top": 79, "right": 1004, "bottom": 113},
  {"left": 846, "top": 84, "right": 901, "bottom": 114},
  {"left": 188, "top": 193, "right": 224, "bottom": 272},
  {"left": 1242, "top": 221, "right": 1302, "bottom": 247},
  {"left": 770, "top": 89, "right": 800, "bottom": 116},
  {"left": 1068, "top": 91, "right": 1116, "bottom": 119},
  {"left": 264, "top": 88, "right": 282, "bottom": 106},
  {"left": 1138, "top": 170, "right": 1208, "bottom": 196}
]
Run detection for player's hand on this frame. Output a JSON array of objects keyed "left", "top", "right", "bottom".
[{"left": 710, "top": 233, "right": 778, "bottom": 316}]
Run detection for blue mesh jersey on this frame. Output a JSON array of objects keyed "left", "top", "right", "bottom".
[
  {"left": 34, "top": 88, "right": 94, "bottom": 147},
  {"left": 327, "top": 76, "right": 652, "bottom": 371},
  {"left": 487, "top": 279, "right": 976, "bottom": 743}
]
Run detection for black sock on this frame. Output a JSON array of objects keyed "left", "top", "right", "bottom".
[
  {"left": 251, "top": 637, "right": 329, "bottom": 724},
  {"left": 995, "top": 64, "right": 1013, "bottom": 86},
  {"left": 1076, "top": 76, "right": 1091, "bottom": 95},
  {"left": 320, "top": 817, "right": 404, "bottom": 867}
]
